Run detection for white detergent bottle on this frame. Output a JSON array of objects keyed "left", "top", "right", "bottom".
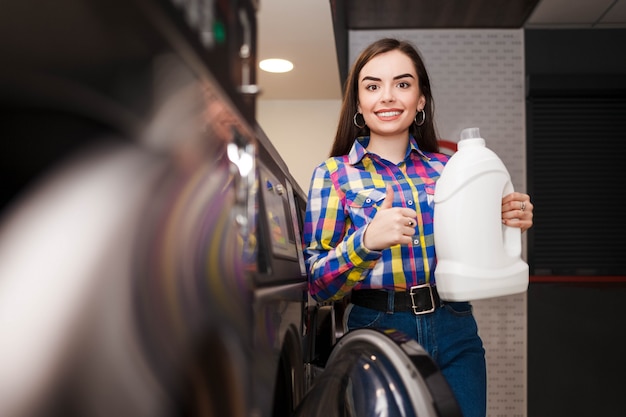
[{"left": 433, "top": 127, "right": 529, "bottom": 301}]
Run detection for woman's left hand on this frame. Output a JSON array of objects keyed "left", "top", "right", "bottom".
[{"left": 502, "top": 192, "right": 533, "bottom": 233}]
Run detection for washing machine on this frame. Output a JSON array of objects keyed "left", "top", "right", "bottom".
[
  {"left": 233, "top": 123, "right": 309, "bottom": 417},
  {"left": 0, "top": 0, "right": 259, "bottom": 416},
  {"left": 294, "top": 327, "right": 463, "bottom": 417}
]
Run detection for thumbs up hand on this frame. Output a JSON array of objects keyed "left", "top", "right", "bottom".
[{"left": 363, "top": 185, "right": 418, "bottom": 251}]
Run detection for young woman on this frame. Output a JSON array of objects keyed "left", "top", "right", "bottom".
[{"left": 302, "top": 38, "right": 533, "bottom": 417}]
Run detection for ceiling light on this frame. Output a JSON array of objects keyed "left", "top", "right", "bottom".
[{"left": 259, "top": 58, "right": 294, "bottom": 73}]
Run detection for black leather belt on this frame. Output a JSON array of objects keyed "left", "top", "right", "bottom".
[{"left": 351, "top": 284, "right": 442, "bottom": 315}]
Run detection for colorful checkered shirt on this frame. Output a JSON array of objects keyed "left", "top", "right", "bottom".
[{"left": 303, "top": 136, "right": 449, "bottom": 302}]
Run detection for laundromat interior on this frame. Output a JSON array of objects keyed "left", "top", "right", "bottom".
[{"left": 1, "top": 1, "right": 625, "bottom": 416}]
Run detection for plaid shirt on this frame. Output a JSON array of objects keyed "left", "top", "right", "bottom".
[{"left": 303, "top": 136, "right": 449, "bottom": 302}]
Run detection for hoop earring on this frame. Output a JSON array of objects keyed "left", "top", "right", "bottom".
[
  {"left": 353, "top": 112, "right": 366, "bottom": 129},
  {"left": 414, "top": 109, "right": 425, "bottom": 127}
]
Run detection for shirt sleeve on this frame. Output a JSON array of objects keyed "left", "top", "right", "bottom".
[{"left": 302, "top": 163, "right": 381, "bottom": 302}]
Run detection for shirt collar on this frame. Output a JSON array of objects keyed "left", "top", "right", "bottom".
[{"left": 347, "top": 135, "right": 429, "bottom": 165}]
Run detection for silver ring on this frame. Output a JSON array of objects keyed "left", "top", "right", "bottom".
[{"left": 521, "top": 201, "right": 526, "bottom": 212}]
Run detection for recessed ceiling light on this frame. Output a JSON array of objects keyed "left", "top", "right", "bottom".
[{"left": 259, "top": 58, "right": 294, "bottom": 73}]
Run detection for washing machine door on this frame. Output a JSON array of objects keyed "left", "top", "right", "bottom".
[{"left": 294, "top": 328, "right": 462, "bottom": 417}]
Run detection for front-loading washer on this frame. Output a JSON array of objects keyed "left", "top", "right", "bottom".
[{"left": 294, "top": 328, "right": 462, "bottom": 417}]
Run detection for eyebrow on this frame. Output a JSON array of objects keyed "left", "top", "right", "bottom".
[{"left": 361, "top": 73, "right": 415, "bottom": 82}]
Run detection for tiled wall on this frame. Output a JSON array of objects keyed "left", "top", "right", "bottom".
[{"left": 350, "top": 29, "right": 528, "bottom": 417}]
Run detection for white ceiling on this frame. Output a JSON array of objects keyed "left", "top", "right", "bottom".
[{"left": 256, "top": 0, "right": 626, "bottom": 101}]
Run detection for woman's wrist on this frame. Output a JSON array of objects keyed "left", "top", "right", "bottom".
[{"left": 361, "top": 223, "right": 371, "bottom": 251}]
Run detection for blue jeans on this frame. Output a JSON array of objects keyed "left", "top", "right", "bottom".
[{"left": 345, "top": 299, "right": 486, "bottom": 417}]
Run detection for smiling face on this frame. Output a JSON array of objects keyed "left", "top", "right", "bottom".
[{"left": 357, "top": 49, "right": 426, "bottom": 141}]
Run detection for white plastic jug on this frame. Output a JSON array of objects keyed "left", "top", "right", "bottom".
[{"left": 433, "top": 127, "right": 528, "bottom": 301}]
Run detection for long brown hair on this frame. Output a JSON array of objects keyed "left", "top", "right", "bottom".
[{"left": 330, "top": 38, "right": 439, "bottom": 157}]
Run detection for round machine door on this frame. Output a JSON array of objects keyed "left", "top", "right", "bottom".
[{"left": 294, "top": 328, "right": 462, "bottom": 417}]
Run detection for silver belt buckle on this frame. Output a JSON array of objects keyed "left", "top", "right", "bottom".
[{"left": 409, "top": 283, "right": 435, "bottom": 315}]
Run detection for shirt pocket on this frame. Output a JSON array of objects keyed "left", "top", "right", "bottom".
[
  {"left": 424, "top": 184, "right": 436, "bottom": 208},
  {"left": 345, "top": 187, "right": 387, "bottom": 227}
]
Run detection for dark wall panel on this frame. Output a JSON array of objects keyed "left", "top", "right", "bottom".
[
  {"left": 526, "top": 29, "right": 626, "bottom": 417},
  {"left": 528, "top": 283, "right": 626, "bottom": 417},
  {"left": 527, "top": 93, "right": 626, "bottom": 276}
]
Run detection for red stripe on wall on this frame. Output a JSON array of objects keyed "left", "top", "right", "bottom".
[{"left": 530, "top": 276, "right": 626, "bottom": 283}]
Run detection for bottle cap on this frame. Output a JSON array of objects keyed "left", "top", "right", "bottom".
[{"left": 460, "top": 127, "right": 481, "bottom": 140}]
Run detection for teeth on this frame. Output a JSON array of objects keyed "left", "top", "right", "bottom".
[{"left": 377, "top": 111, "right": 401, "bottom": 117}]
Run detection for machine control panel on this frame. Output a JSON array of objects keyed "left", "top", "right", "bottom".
[{"left": 256, "top": 163, "right": 307, "bottom": 284}]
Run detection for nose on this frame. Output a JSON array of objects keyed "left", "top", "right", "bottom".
[{"left": 380, "top": 85, "right": 395, "bottom": 103}]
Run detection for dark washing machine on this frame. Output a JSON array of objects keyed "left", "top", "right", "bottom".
[
  {"left": 246, "top": 126, "right": 312, "bottom": 417},
  {"left": 0, "top": 0, "right": 263, "bottom": 416},
  {"left": 294, "top": 328, "right": 463, "bottom": 417}
]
